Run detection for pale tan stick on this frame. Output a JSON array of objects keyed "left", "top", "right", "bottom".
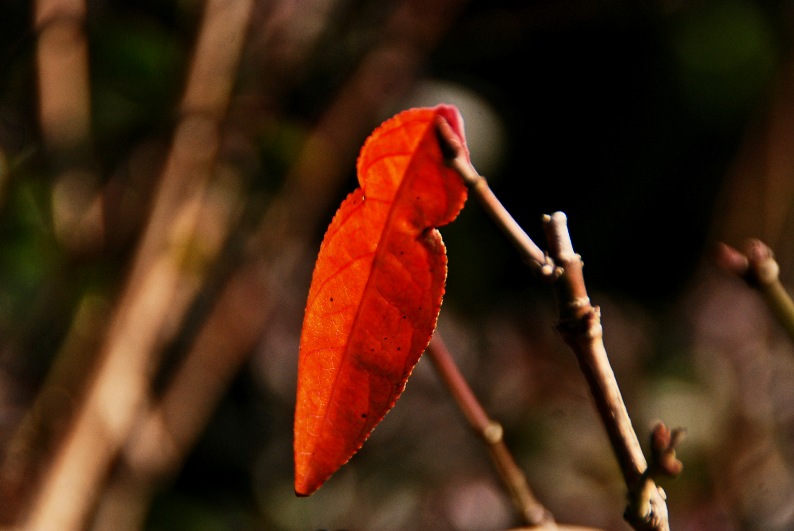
[
  {"left": 426, "top": 333, "right": 555, "bottom": 527},
  {"left": 6, "top": 2, "right": 103, "bottom": 511},
  {"left": 21, "top": 2, "right": 253, "bottom": 529},
  {"left": 542, "top": 214, "right": 669, "bottom": 531}
]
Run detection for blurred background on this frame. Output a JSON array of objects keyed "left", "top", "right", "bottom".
[{"left": 2, "top": 0, "right": 794, "bottom": 529}]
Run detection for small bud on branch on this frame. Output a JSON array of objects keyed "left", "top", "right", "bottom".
[{"left": 717, "top": 239, "right": 794, "bottom": 343}]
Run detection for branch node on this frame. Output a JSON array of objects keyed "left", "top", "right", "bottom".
[
  {"left": 483, "top": 420, "right": 504, "bottom": 445},
  {"left": 625, "top": 480, "right": 669, "bottom": 531}
]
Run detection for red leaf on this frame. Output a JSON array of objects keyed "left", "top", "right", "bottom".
[{"left": 293, "top": 105, "right": 469, "bottom": 496}]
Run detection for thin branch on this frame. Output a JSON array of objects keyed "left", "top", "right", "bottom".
[
  {"left": 542, "top": 213, "right": 645, "bottom": 481},
  {"left": 426, "top": 333, "right": 555, "bottom": 527},
  {"left": 435, "top": 117, "right": 554, "bottom": 276},
  {"left": 716, "top": 239, "right": 794, "bottom": 343}
]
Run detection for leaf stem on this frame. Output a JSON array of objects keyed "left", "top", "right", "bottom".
[
  {"left": 426, "top": 333, "right": 555, "bottom": 527},
  {"left": 435, "top": 118, "right": 554, "bottom": 277}
]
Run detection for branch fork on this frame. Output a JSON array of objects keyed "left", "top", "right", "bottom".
[{"left": 436, "top": 118, "right": 676, "bottom": 531}]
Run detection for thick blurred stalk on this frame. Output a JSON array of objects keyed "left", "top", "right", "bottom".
[
  {"left": 35, "top": 0, "right": 90, "bottom": 154},
  {"left": 0, "top": 1, "right": 97, "bottom": 522},
  {"left": 21, "top": 1, "right": 253, "bottom": 529},
  {"left": 35, "top": 0, "right": 104, "bottom": 253}
]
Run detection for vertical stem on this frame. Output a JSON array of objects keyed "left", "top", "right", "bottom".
[
  {"left": 543, "top": 213, "right": 669, "bottom": 531},
  {"left": 35, "top": 0, "right": 91, "bottom": 154},
  {"left": 542, "top": 213, "right": 647, "bottom": 486},
  {"left": 22, "top": 2, "right": 254, "bottom": 529}
]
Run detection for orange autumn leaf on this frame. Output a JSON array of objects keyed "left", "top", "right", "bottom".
[{"left": 293, "top": 105, "right": 469, "bottom": 496}]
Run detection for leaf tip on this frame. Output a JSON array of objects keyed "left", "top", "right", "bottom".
[{"left": 293, "top": 470, "right": 321, "bottom": 497}]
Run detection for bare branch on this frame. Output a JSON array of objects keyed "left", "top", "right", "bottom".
[
  {"left": 426, "top": 333, "right": 555, "bottom": 527},
  {"left": 542, "top": 213, "right": 669, "bottom": 531},
  {"left": 435, "top": 118, "right": 555, "bottom": 277},
  {"left": 34, "top": 0, "right": 90, "bottom": 153}
]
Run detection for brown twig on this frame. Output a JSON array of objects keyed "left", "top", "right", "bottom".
[
  {"left": 435, "top": 117, "right": 554, "bottom": 277},
  {"left": 542, "top": 213, "right": 646, "bottom": 482},
  {"left": 716, "top": 239, "right": 794, "bottom": 343},
  {"left": 426, "top": 333, "right": 555, "bottom": 527},
  {"left": 436, "top": 121, "right": 671, "bottom": 530}
]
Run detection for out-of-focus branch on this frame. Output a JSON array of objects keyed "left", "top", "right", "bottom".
[
  {"left": 34, "top": 0, "right": 90, "bottom": 154},
  {"left": 717, "top": 239, "right": 794, "bottom": 344},
  {"left": 20, "top": 1, "right": 254, "bottom": 529},
  {"left": 34, "top": 0, "right": 102, "bottom": 253},
  {"left": 713, "top": 51, "right": 794, "bottom": 273},
  {"left": 426, "top": 333, "right": 555, "bottom": 527}
]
